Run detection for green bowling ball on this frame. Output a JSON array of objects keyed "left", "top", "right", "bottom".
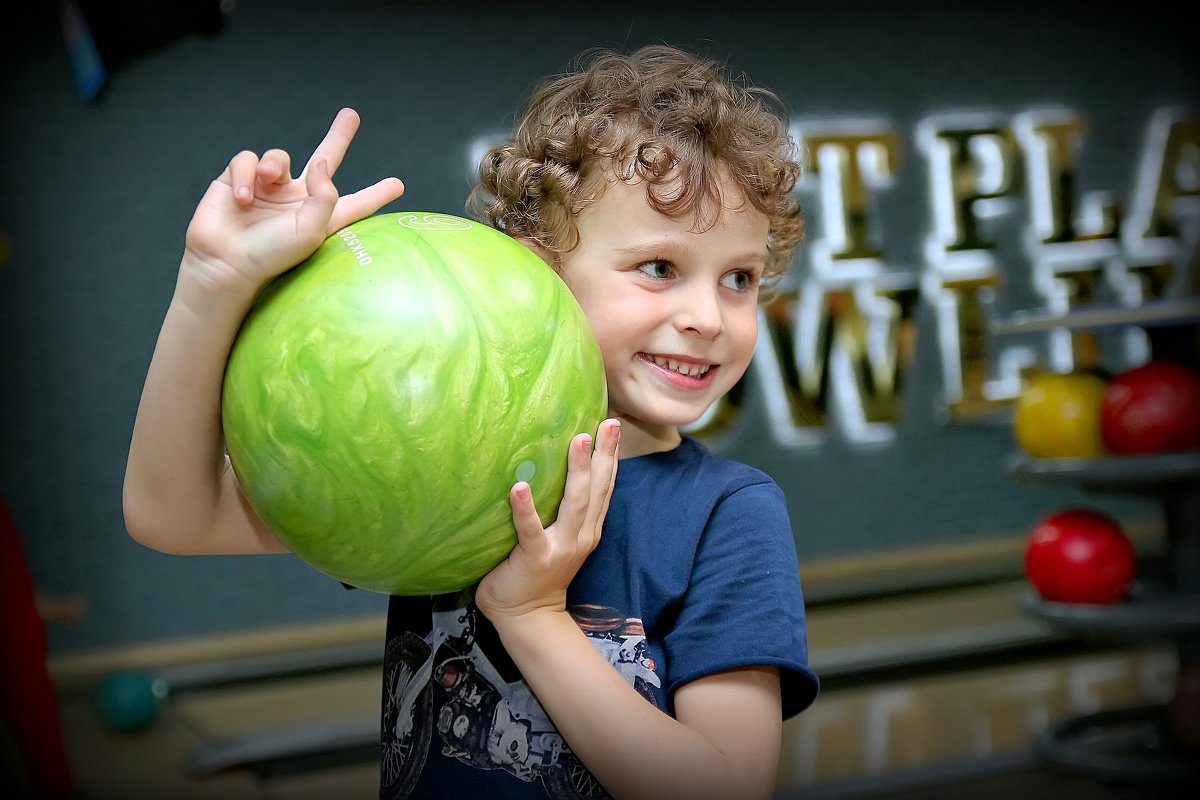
[
  {"left": 94, "top": 670, "right": 162, "bottom": 733},
  {"left": 222, "top": 212, "right": 607, "bottom": 595}
]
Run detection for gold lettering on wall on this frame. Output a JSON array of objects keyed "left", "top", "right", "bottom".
[
  {"left": 800, "top": 130, "right": 902, "bottom": 260},
  {"left": 654, "top": 107, "right": 1197, "bottom": 444},
  {"left": 1019, "top": 116, "right": 1119, "bottom": 244},
  {"left": 825, "top": 284, "right": 920, "bottom": 428},
  {"left": 687, "top": 280, "right": 919, "bottom": 443},
  {"left": 933, "top": 126, "right": 1021, "bottom": 252},
  {"left": 1015, "top": 109, "right": 1136, "bottom": 375},
  {"left": 1123, "top": 109, "right": 1200, "bottom": 302},
  {"left": 918, "top": 113, "right": 1020, "bottom": 420},
  {"left": 1140, "top": 116, "right": 1200, "bottom": 240}
]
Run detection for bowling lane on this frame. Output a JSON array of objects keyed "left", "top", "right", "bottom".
[
  {"left": 54, "top": 665, "right": 383, "bottom": 800},
  {"left": 173, "top": 667, "right": 379, "bottom": 740},
  {"left": 57, "top": 689, "right": 263, "bottom": 800}
]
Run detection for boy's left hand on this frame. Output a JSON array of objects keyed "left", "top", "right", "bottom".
[{"left": 476, "top": 419, "right": 620, "bottom": 623}]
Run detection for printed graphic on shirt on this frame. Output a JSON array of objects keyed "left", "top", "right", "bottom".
[{"left": 380, "top": 599, "right": 660, "bottom": 800}]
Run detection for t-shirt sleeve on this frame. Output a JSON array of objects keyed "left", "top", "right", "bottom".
[{"left": 663, "top": 479, "right": 819, "bottom": 719}]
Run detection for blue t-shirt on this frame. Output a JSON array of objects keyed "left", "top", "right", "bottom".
[{"left": 379, "top": 436, "right": 818, "bottom": 800}]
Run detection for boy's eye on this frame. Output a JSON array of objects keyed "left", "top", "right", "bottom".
[
  {"left": 636, "top": 260, "right": 672, "bottom": 279},
  {"left": 721, "top": 270, "right": 757, "bottom": 292}
]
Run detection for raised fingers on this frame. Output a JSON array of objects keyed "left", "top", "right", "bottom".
[
  {"left": 224, "top": 148, "right": 293, "bottom": 205},
  {"left": 328, "top": 176, "right": 406, "bottom": 232},
  {"left": 294, "top": 157, "right": 340, "bottom": 244},
  {"left": 257, "top": 148, "right": 293, "bottom": 185},
  {"left": 302, "top": 107, "right": 361, "bottom": 178},
  {"left": 227, "top": 150, "right": 261, "bottom": 205}
]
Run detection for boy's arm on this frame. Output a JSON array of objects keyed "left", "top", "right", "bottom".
[
  {"left": 496, "top": 612, "right": 782, "bottom": 800},
  {"left": 123, "top": 109, "right": 404, "bottom": 555},
  {"left": 477, "top": 424, "right": 782, "bottom": 799},
  {"left": 123, "top": 266, "right": 285, "bottom": 554}
]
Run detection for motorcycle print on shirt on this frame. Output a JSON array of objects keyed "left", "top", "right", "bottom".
[{"left": 380, "top": 596, "right": 661, "bottom": 800}]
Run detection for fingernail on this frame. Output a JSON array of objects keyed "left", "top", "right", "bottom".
[
  {"left": 580, "top": 434, "right": 593, "bottom": 452},
  {"left": 611, "top": 420, "right": 621, "bottom": 442},
  {"left": 236, "top": 186, "right": 250, "bottom": 200}
]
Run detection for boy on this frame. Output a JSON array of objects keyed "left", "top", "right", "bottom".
[{"left": 125, "top": 45, "right": 817, "bottom": 800}]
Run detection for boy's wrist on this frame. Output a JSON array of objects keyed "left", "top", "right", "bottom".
[
  {"left": 485, "top": 603, "right": 575, "bottom": 644},
  {"left": 174, "top": 252, "right": 264, "bottom": 319}
]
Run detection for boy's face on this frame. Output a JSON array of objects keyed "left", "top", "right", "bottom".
[{"left": 556, "top": 167, "right": 769, "bottom": 454}]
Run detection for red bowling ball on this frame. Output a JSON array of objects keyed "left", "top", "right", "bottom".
[
  {"left": 1025, "top": 508, "right": 1137, "bottom": 605},
  {"left": 1100, "top": 360, "right": 1200, "bottom": 455}
]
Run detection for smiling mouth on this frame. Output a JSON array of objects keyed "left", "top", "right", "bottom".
[{"left": 641, "top": 353, "right": 713, "bottom": 378}]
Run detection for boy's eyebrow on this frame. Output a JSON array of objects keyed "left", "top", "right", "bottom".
[
  {"left": 617, "top": 239, "right": 767, "bottom": 267},
  {"left": 616, "top": 237, "right": 695, "bottom": 256}
]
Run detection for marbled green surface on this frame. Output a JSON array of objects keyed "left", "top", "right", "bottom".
[{"left": 222, "top": 213, "right": 607, "bottom": 594}]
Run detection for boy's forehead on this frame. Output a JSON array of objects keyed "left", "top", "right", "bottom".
[
  {"left": 579, "top": 161, "right": 757, "bottom": 231},
  {"left": 571, "top": 173, "right": 770, "bottom": 266}
]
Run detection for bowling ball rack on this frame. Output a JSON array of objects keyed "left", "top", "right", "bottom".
[
  {"left": 1011, "top": 451, "right": 1200, "bottom": 788},
  {"left": 998, "top": 297, "right": 1200, "bottom": 788},
  {"left": 997, "top": 290, "right": 1200, "bottom": 790}
]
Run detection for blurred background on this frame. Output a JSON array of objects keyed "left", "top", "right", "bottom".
[{"left": 1, "top": 0, "right": 1196, "bottom": 798}]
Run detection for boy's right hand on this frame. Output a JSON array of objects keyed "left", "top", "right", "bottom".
[{"left": 182, "top": 108, "right": 405, "bottom": 297}]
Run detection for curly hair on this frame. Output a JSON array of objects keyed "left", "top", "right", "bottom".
[{"left": 467, "top": 45, "right": 804, "bottom": 289}]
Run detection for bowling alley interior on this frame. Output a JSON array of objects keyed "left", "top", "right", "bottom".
[{"left": 3, "top": 1, "right": 1197, "bottom": 799}]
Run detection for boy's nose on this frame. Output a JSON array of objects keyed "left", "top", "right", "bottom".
[{"left": 673, "top": 284, "right": 724, "bottom": 340}]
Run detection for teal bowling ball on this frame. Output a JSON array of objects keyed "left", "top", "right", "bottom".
[
  {"left": 222, "top": 212, "right": 607, "bottom": 595},
  {"left": 94, "top": 670, "right": 162, "bottom": 733}
]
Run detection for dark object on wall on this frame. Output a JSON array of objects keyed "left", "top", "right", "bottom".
[{"left": 56, "top": 0, "right": 225, "bottom": 101}]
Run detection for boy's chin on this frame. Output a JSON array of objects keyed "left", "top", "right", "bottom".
[
  {"left": 645, "top": 407, "right": 712, "bottom": 431},
  {"left": 612, "top": 391, "right": 731, "bottom": 431}
]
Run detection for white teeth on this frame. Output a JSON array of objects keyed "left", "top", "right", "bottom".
[{"left": 650, "top": 355, "right": 710, "bottom": 377}]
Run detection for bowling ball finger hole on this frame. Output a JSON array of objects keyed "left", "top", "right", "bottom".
[{"left": 514, "top": 460, "right": 537, "bottom": 483}]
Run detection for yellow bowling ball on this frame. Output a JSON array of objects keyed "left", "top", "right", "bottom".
[{"left": 1014, "top": 371, "right": 1108, "bottom": 459}]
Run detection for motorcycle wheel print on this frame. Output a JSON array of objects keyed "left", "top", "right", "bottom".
[
  {"left": 543, "top": 750, "right": 611, "bottom": 799},
  {"left": 380, "top": 632, "right": 434, "bottom": 799},
  {"left": 542, "top": 676, "right": 656, "bottom": 799}
]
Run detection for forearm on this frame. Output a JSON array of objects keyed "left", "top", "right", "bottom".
[
  {"left": 492, "top": 610, "right": 772, "bottom": 800},
  {"left": 123, "top": 262, "right": 282, "bottom": 554}
]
